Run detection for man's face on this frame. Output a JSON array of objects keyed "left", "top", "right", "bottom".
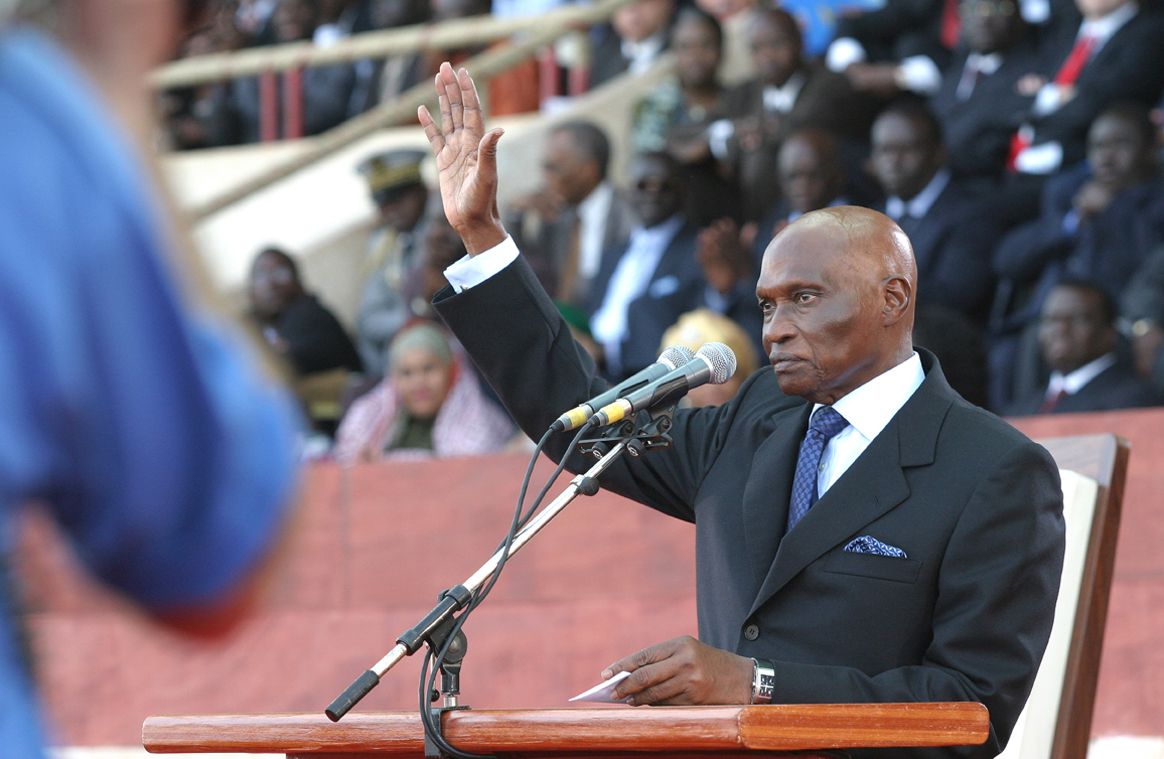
[
  {"left": 542, "top": 131, "right": 600, "bottom": 205},
  {"left": 248, "top": 252, "right": 299, "bottom": 318},
  {"left": 748, "top": 12, "right": 801, "bottom": 87},
  {"left": 628, "top": 155, "right": 684, "bottom": 227},
  {"left": 959, "top": 0, "right": 1021, "bottom": 53},
  {"left": 871, "top": 112, "right": 943, "bottom": 201},
  {"left": 613, "top": 0, "right": 674, "bottom": 42},
  {"left": 1038, "top": 286, "right": 1115, "bottom": 374},
  {"left": 672, "top": 14, "right": 722, "bottom": 89},
  {"left": 1088, "top": 112, "right": 1151, "bottom": 190},
  {"left": 377, "top": 184, "right": 428, "bottom": 232},
  {"left": 778, "top": 136, "right": 841, "bottom": 215},
  {"left": 757, "top": 222, "right": 890, "bottom": 404}
]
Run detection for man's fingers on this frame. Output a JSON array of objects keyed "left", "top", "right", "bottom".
[
  {"left": 436, "top": 75, "right": 453, "bottom": 137},
  {"left": 440, "top": 61, "right": 465, "bottom": 131},
  {"left": 476, "top": 128, "right": 503, "bottom": 176},
  {"left": 601, "top": 638, "right": 682, "bottom": 680},
  {"left": 417, "top": 106, "right": 445, "bottom": 153},
  {"left": 459, "top": 67, "right": 484, "bottom": 134}
]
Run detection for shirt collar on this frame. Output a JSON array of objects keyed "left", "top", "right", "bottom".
[
  {"left": 762, "top": 72, "right": 806, "bottom": 113},
  {"left": 578, "top": 181, "right": 613, "bottom": 225},
  {"left": 630, "top": 214, "right": 684, "bottom": 247},
  {"left": 887, "top": 169, "right": 951, "bottom": 220},
  {"left": 966, "top": 52, "right": 1003, "bottom": 75},
  {"left": 822, "top": 352, "right": 925, "bottom": 444},
  {"left": 1080, "top": 2, "right": 1137, "bottom": 43},
  {"left": 1048, "top": 353, "right": 1117, "bottom": 395}
]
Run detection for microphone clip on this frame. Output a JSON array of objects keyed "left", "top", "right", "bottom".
[{"left": 575, "top": 405, "right": 676, "bottom": 460}]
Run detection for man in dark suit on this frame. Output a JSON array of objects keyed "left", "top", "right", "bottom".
[
  {"left": 588, "top": 0, "right": 676, "bottom": 87},
  {"left": 504, "top": 120, "right": 635, "bottom": 310},
  {"left": 1006, "top": 278, "right": 1162, "bottom": 414},
  {"left": 711, "top": 7, "right": 874, "bottom": 222},
  {"left": 870, "top": 99, "right": 1000, "bottom": 323},
  {"left": 585, "top": 151, "right": 705, "bottom": 381},
  {"left": 420, "top": 62, "right": 1064, "bottom": 758},
  {"left": 929, "top": 0, "right": 1041, "bottom": 188}
]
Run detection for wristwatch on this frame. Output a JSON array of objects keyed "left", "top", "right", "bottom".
[{"left": 750, "top": 658, "right": 775, "bottom": 704}]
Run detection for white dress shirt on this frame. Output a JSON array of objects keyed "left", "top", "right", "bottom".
[
  {"left": 816, "top": 352, "right": 926, "bottom": 497},
  {"left": 1046, "top": 352, "right": 1117, "bottom": 399},
  {"left": 577, "top": 181, "right": 615, "bottom": 281},
  {"left": 885, "top": 169, "right": 951, "bottom": 222}
]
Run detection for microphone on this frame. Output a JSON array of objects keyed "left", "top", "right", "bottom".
[
  {"left": 550, "top": 345, "right": 695, "bottom": 432},
  {"left": 591, "top": 343, "right": 737, "bottom": 427}
]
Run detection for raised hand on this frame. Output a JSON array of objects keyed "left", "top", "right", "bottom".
[
  {"left": 600, "top": 635, "right": 754, "bottom": 706},
  {"left": 417, "top": 62, "right": 507, "bottom": 254}
]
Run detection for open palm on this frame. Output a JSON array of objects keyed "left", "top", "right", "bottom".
[{"left": 418, "top": 63, "right": 505, "bottom": 253}]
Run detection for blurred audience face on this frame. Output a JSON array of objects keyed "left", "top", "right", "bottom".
[
  {"left": 695, "top": 0, "right": 754, "bottom": 20},
  {"left": 1088, "top": 109, "right": 1155, "bottom": 191},
  {"left": 392, "top": 344, "right": 454, "bottom": 420},
  {"left": 959, "top": 0, "right": 1023, "bottom": 54},
  {"left": 377, "top": 184, "right": 429, "bottom": 232},
  {"left": 272, "top": 0, "right": 316, "bottom": 42},
  {"left": 871, "top": 110, "right": 945, "bottom": 201},
  {"left": 629, "top": 153, "right": 685, "bottom": 227},
  {"left": 248, "top": 249, "right": 302, "bottom": 319},
  {"left": 542, "top": 130, "right": 602, "bottom": 205},
  {"left": 613, "top": 0, "right": 675, "bottom": 43},
  {"left": 778, "top": 130, "right": 843, "bottom": 215},
  {"left": 672, "top": 12, "right": 722, "bottom": 90},
  {"left": 748, "top": 9, "right": 802, "bottom": 88},
  {"left": 1038, "top": 284, "right": 1116, "bottom": 374}
]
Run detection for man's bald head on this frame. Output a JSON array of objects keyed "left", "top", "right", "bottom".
[{"left": 755, "top": 206, "right": 917, "bottom": 404}]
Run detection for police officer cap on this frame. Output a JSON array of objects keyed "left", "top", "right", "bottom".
[{"left": 358, "top": 149, "right": 426, "bottom": 203}]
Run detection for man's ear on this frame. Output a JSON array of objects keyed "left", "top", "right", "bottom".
[{"left": 882, "top": 276, "right": 912, "bottom": 326}]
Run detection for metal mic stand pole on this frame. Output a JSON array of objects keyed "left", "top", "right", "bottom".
[{"left": 325, "top": 438, "right": 630, "bottom": 721}]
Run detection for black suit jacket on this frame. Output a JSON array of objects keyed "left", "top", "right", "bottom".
[
  {"left": 434, "top": 255, "right": 1065, "bottom": 758},
  {"left": 929, "top": 45, "right": 1040, "bottom": 183},
  {"left": 585, "top": 219, "right": 706, "bottom": 380},
  {"left": 1006, "top": 358, "right": 1163, "bottom": 415},
  {"left": 1027, "top": 10, "right": 1164, "bottom": 167},
  {"left": 883, "top": 179, "right": 1000, "bottom": 323}
]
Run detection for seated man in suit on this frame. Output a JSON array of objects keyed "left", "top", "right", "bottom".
[
  {"left": 586, "top": 151, "right": 707, "bottom": 381},
  {"left": 708, "top": 6, "right": 873, "bottom": 222},
  {"left": 929, "top": 0, "right": 1042, "bottom": 189},
  {"left": 504, "top": 120, "right": 634, "bottom": 309},
  {"left": 589, "top": 0, "right": 676, "bottom": 87},
  {"left": 421, "top": 63, "right": 1064, "bottom": 758},
  {"left": 1007, "top": 278, "right": 1162, "bottom": 414},
  {"left": 870, "top": 99, "right": 1000, "bottom": 323}
]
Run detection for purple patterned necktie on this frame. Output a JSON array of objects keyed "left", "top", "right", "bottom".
[{"left": 787, "top": 406, "right": 850, "bottom": 532}]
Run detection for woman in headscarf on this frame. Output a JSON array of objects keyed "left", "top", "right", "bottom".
[{"left": 333, "top": 322, "right": 514, "bottom": 462}]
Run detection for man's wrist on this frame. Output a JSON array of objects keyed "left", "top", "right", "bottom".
[
  {"left": 750, "top": 658, "right": 775, "bottom": 704},
  {"left": 459, "top": 220, "right": 508, "bottom": 256}
]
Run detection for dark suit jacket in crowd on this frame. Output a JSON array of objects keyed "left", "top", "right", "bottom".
[
  {"left": 269, "top": 292, "right": 363, "bottom": 376},
  {"left": 434, "top": 254, "right": 1065, "bottom": 759},
  {"left": 834, "top": 0, "right": 951, "bottom": 68},
  {"left": 929, "top": 44, "right": 1040, "bottom": 184},
  {"left": 992, "top": 165, "right": 1164, "bottom": 329},
  {"left": 1005, "top": 357, "right": 1163, "bottom": 415},
  {"left": 884, "top": 179, "right": 1000, "bottom": 324},
  {"left": 585, "top": 219, "right": 707, "bottom": 380},
  {"left": 721, "top": 65, "right": 873, "bottom": 222},
  {"left": 1025, "top": 9, "right": 1164, "bottom": 168}
]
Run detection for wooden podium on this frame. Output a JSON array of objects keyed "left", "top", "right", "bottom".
[{"left": 142, "top": 703, "right": 988, "bottom": 757}]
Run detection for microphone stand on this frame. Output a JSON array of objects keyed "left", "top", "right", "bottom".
[{"left": 325, "top": 437, "right": 633, "bottom": 723}]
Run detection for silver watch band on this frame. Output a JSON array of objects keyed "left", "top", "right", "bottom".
[{"left": 751, "top": 658, "right": 775, "bottom": 704}]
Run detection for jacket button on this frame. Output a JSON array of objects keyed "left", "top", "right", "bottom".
[{"left": 743, "top": 623, "right": 760, "bottom": 641}]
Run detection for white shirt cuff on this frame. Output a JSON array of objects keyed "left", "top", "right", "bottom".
[
  {"left": 895, "top": 56, "right": 942, "bottom": 95},
  {"left": 443, "top": 235, "right": 520, "bottom": 293},
  {"left": 1014, "top": 141, "right": 1063, "bottom": 175},
  {"left": 826, "top": 37, "right": 866, "bottom": 72}
]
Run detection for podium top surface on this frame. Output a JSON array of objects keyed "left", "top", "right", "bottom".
[{"left": 143, "top": 703, "right": 989, "bottom": 754}]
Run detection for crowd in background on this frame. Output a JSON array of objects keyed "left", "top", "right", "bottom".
[{"left": 163, "top": 0, "right": 1164, "bottom": 460}]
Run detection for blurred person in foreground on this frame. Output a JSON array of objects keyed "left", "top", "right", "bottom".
[
  {"left": 333, "top": 322, "right": 514, "bottom": 463},
  {"left": 421, "top": 63, "right": 1063, "bottom": 757},
  {"left": 0, "top": 1, "right": 301, "bottom": 755}
]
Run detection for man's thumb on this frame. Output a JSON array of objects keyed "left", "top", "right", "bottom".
[{"left": 478, "top": 128, "right": 504, "bottom": 167}]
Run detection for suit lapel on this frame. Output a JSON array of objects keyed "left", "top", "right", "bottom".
[
  {"left": 741, "top": 404, "right": 810, "bottom": 588},
  {"left": 746, "top": 352, "right": 955, "bottom": 617}
]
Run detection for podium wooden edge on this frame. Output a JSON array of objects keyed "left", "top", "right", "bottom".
[{"left": 142, "top": 703, "right": 988, "bottom": 755}]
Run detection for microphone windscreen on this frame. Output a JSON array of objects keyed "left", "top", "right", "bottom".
[
  {"left": 696, "top": 342, "right": 737, "bottom": 384},
  {"left": 658, "top": 344, "right": 696, "bottom": 369}
]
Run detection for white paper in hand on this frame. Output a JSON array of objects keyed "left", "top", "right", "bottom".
[{"left": 568, "top": 670, "right": 632, "bottom": 703}]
